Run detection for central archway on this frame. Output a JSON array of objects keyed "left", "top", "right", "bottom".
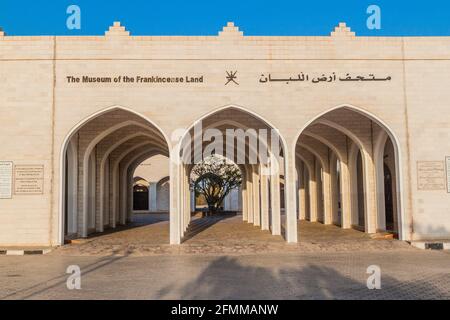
[{"left": 175, "top": 105, "right": 295, "bottom": 243}]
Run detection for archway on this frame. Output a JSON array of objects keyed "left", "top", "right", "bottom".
[
  {"left": 177, "top": 105, "right": 293, "bottom": 242},
  {"left": 294, "top": 105, "right": 404, "bottom": 240},
  {"left": 59, "top": 107, "right": 171, "bottom": 244}
]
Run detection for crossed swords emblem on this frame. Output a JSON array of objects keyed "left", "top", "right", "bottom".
[{"left": 225, "top": 71, "right": 239, "bottom": 85}]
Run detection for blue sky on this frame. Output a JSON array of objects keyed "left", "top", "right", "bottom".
[{"left": 0, "top": 0, "right": 449, "bottom": 36}]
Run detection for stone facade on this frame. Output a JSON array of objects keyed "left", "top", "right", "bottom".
[{"left": 1, "top": 22, "right": 450, "bottom": 246}]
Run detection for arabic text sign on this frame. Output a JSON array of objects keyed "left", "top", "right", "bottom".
[
  {"left": 259, "top": 72, "right": 392, "bottom": 84},
  {"left": 0, "top": 161, "right": 13, "bottom": 199},
  {"left": 14, "top": 165, "right": 44, "bottom": 195},
  {"left": 417, "top": 161, "right": 446, "bottom": 191}
]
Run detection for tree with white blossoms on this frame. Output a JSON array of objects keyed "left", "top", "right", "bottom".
[{"left": 191, "top": 155, "right": 242, "bottom": 216}]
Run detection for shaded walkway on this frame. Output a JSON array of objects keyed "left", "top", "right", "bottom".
[{"left": 53, "top": 214, "right": 413, "bottom": 256}]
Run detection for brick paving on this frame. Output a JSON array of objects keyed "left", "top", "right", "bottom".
[
  {"left": 51, "top": 213, "right": 413, "bottom": 256},
  {"left": 1, "top": 250, "right": 449, "bottom": 299},
  {"left": 1, "top": 214, "right": 449, "bottom": 299}
]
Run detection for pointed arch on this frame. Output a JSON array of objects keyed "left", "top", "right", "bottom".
[
  {"left": 293, "top": 104, "right": 406, "bottom": 240},
  {"left": 58, "top": 105, "right": 171, "bottom": 245},
  {"left": 175, "top": 104, "right": 294, "bottom": 242}
]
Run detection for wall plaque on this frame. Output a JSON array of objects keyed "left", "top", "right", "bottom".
[
  {"left": 0, "top": 161, "right": 13, "bottom": 199},
  {"left": 417, "top": 161, "right": 446, "bottom": 191},
  {"left": 14, "top": 165, "right": 44, "bottom": 195}
]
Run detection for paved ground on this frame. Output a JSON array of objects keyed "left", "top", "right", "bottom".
[
  {"left": 51, "top": 214, "right": 412, "bottom": 256},
  {"left": 1, "top": 250, "right": 449, "bottom": 299},
  {"left": 1, "top": 214, "right": 449, "bottom": 299}
]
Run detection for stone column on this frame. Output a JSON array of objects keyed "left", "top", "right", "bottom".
[
  {"left": 179, "top": 165, "right": 184, "bottom": 235},
  {"left": 252, "top": 166, "right": 261, "bottom": 227},
  {"left": 119, "top": 166, "right": 128, "bottom": 225},
  {"left": 285, "top": 151, "right": 298, "bottom": 243},
  {"left": 270, "top": 163, "right": 281, "bottom": 236},
  {"left": 103, "top": 160, "right": 109, "bottom": 232},
  {"left": 242, "top": 180, "right": 248, "bottom": 221},
  {"left": 260, "top": 165, "right": 270, "bottom": 230},
  {"left": 330, "top": 160, "right": 339, "bottom": 225},
  {"left": 169, "top": 151, "right": 181, "bottom": 245},
  {"left": 184, "top": 170, "right": 191, "bottom": 232},
  {"left": 298, "top": 162, "right": 306, "bottom": 220},
  {"left": 322, "top": 168, "right": 333, "bottom": 225},
  {"left": 315, "top": 160, "right": 324, "bottom": 222},
  {"left": 111, "top": 166, "right": 119, "bottom": 229},
  {"left": 309, "top": 167, "right": 318, "bottom": 222},
  {"left": 246, "top": 170, "right": 254, "bottom": 224},
  {"left": 303, "top": 165, "right": 310, "bottom": 219},
  {"left": 340, "top": 163, "right": 352, "bottom": 229},
  {"left": 127, "top": 170, "right": 133, "bottom": 222},
  {"left": 183, "top": 165, "right": 189, "bottom": 235},
  {"left": 363, "top": 152, "right": 377, "bottom": 234},
  {"left": 181, "top": 166, "right": 185, "bottom": 234}
]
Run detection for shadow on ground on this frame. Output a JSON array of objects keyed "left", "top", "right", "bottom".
[
  {"left": 155, "top": 256, "right": 450, "bottom": 300},
  {"left": 183, "top": 214, "right": 236, "bottom": 241},
  {"left": 79, "top": 213, "right": 169, "bottom": 240}
]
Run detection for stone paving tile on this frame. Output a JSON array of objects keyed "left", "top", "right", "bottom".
[
  {"left": 1, "top": 251, "right": 449, "bottom": 299},
  {"left": 51, "top": 214, "right": 414, "bottom": 257}
]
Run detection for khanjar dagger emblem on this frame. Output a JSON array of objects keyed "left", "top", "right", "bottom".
[{"left": 225, "top": 71, "right": 239, "bottom": 85}]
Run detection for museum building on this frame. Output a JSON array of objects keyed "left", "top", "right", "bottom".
[{"left": 0, "top": 22, "right": 449, "bottom": 247}]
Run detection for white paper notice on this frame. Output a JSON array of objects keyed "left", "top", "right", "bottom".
[{"left": 0, "top": 161, "right": 13, "bottom": 199}]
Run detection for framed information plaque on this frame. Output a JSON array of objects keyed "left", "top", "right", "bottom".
[
  {"left": 417, "top": 161, "right": 446, "bottom": 191},
  {"left": 14, "top": 165, "right": 44, "bottom": 195}
]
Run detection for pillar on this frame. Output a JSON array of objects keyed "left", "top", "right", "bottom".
[
  {"left": 185, "top": 168, "right": 190, "bottom": 232},
  {"left": 127, "top": 170, "right": 133, "bottom": 222},
  {"left": 169, "top": 151, "right": 181, "bottom": 245},
  {"left": 330, "top": 159, "right": 339, "bottom": 225},
  {"left": 298, "top": 162, "right": 306, "bottom": 220},
  {"left": 260, "top": 165, "right": 270, "bottom": 230},
  {"left": 103, "top": 159, "right": 110, "bottom": 232},
  {"left": 247, "top": 170, "right": 254, "bottom": 224},
  {"left": 285, "top": 150, "right": 298, "bottom": 243},
  {"left": 181, "top": 165, "right": 189, "bottom": 235},
  {"left": 242, "top": 181, "right": 248, "bottom": 221},
  {"left": 119, "top": 166, "right": 127, "bottom": 225},
  {"left": 270, "top": 162, "right": 281, "bottom": 236},
  {"left": 340, "top": 162, "right": 352, "bottom": 229},
  {"left": 362, "top": 151, "right": 377, "bottom": 234},
  {"left": 252, "top": 166, "right": 261, "bottom": 227},
  {"left": 322, "top": 168, "right": 332, "bottom": 225},
  {"left": 309, "top": 164, "right": 318, "bottom": 222},
  {"left": 315, "top": 160, "right": 324, "bottom": 222},
  {"left": 111, "top": 165, "right": 119, "bottom": 229}
]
